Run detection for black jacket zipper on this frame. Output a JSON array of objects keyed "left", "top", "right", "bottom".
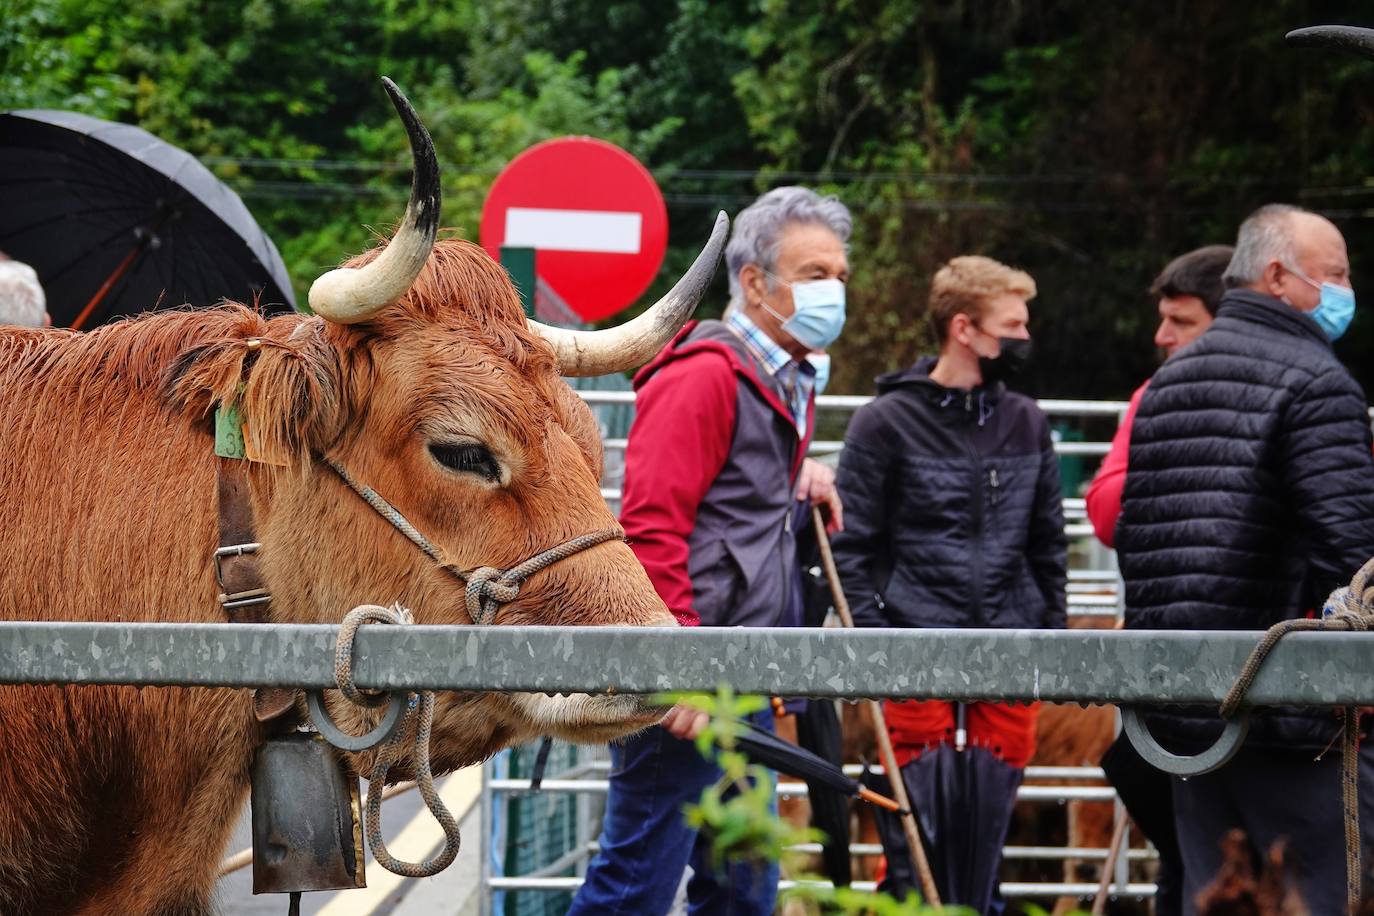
[{"left": 964, "top": 392, "right": 986, "bottom": 626}]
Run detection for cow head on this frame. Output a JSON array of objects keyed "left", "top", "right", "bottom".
[{"left": 174, "top": 81, "right": 723, "bottom": 772}]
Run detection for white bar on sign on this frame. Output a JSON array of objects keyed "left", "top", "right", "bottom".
[{"left": 504, "top": 208, "right": 642, "bottom": 254}]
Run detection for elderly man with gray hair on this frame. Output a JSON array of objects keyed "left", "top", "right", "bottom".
[
  {"left": 1116, "top": 204, "right": 1374, "bottom": 911},
  {"left": 0, "top": 253, "right": 50, "bottom": 328},
  {"left": 568, "top": 186, "right": 850, "bottom": 916}
]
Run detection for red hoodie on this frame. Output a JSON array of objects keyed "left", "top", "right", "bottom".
[{"left": 1085, "top": 381, "right": 1148, "bottom": 548}]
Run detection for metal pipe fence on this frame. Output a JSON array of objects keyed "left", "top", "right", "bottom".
[
  {"left": 4, "top": 622, "right": 1372, "bottom": 704},
  {"left": 8, "top": 619, "right": 1363, "bottom": 908},
  {"left": 585, "top": 389, "right": 1131, "bottom": 630}
]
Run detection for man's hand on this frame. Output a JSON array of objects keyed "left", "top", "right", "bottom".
[
  {"left": 661, "top": 704, "right": 710, "bottom": 740},
  {"left": 797, "top": 457, "right": 844, "bottom": 533}
]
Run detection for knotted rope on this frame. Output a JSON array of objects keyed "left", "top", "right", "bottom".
[
  {"left": 453, "top": 529, "right": 623, "bottom": 624},
  {"left": 325, "top": 456, "right": 622, "bottom": 625},
  {"left": 334, "top": 604, "right": 460, "bottom": 878},
  {"left": 1218, "top": 556, "right": 1374, "bottom": 910},
  {"left": 319, "top": 458, "right": 629, "bottom": 876}
]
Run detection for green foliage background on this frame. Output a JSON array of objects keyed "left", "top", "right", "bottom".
[{"left": 5, "top": 0, "right": 1374, "bottom": 399}]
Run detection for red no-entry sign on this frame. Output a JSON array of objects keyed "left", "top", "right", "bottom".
[{"left": 480, "top": 137, "right": 668, "bottom": 322}]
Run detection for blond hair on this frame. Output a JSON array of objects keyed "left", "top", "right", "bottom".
[{"left": 928, "top": 255, "right": 1036, "bottom": 345}]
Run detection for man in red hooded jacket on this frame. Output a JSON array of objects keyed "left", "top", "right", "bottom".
[{"left": 568, "top": 187, "right": 848, "bottom": 916}]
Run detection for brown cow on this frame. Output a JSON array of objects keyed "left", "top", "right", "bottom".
[{"left": 0, "top": 82, "right": 722, "bottom": 914}]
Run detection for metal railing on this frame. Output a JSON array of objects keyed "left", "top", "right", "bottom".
[
  {"left": 7, "top": 622, "right": 1368, "bottom": 909},
  {"left": 585, "top": 390, "right": 1131, "bottom": 628},
  {"left": 6, "top": 622, "right": 1370, "bottom": 705}
]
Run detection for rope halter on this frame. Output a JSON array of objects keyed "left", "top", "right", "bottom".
[{"left": 324, "top": 458, "right": 623, "bottom": 625}]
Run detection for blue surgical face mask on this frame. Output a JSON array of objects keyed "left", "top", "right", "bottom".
[
  {"left": 760, "top": 272, "right": 847, "bottom": 350},
  {"left": 1284, "top": 263, "right": 1356, "bottom": 341},
  {"left": 808, "top": 352, "right": 831, "bottom": 395}
]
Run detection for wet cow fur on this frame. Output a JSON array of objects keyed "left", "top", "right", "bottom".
[{"left": 0, "top": 238, "right": 674, "bottom": 914}]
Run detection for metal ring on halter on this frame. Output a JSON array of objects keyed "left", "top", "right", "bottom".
[
  {"left": 1120, "top": 706, "right": 1250, "bottom": 777},
  {"left": 306, "top": 688, "right": 410, "bottom": 752}
]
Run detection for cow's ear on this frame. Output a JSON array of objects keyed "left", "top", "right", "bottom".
[{"left": 169, "top": 318, "right": 346, "bottom": 468}]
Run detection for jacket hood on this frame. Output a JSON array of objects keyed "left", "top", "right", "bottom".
[{"left": 874, "top": 355, "right": 1006, "bottom": 401}]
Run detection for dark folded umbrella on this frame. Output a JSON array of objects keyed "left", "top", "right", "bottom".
[
  {"left": 730, "top": 720, "right": 898, "bottom": 814},
  {"left": 794, "top": 699, "right": 853, "bottom": 887},
  {"left": 863, "top": 706, "right": 1022, "bottom": 912},
  {"left": 0, "top": 109, "right": 295, "bottom": 328}
]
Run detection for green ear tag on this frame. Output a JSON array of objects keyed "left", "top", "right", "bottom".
[{"left": 215, "top": 403, "right": 247, "bottom": 459}]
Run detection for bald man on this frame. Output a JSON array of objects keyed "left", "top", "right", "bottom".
[{"left": 1116, "top": 204, "right": 1374, "bottom": 912}]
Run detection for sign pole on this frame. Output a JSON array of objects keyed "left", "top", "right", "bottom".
[{"left": 499, "top": 246, "right": 536, "bottom": 318}]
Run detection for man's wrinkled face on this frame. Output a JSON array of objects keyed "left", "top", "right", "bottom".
[
  {"left": 741, "top": 222, "right": 849, "bottom": 358},
  {"left": 1154, "top": 295, "right": 1212, "bottom": 357}
]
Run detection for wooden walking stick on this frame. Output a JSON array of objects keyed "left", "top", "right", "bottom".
[
  {"left": 812, "top": 506, "right": 943, "bottom": 908},
  {"left": 1091, "top": 809, "right": 1130, "bottom": 915}
]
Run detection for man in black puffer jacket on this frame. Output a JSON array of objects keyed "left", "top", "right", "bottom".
[
  {"left": 832, "top": 255, "right": 1065, "bottom": 910},
  {"left": 1117, "top": 203, "right": 1374, "bottom": 912}
]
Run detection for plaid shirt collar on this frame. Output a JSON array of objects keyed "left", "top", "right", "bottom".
[
  {"left": 726, "top": 310, "right": 815, "bottom": 435},
  {"left": 727, "top": 309, "right": 792, "bottom": 377}
]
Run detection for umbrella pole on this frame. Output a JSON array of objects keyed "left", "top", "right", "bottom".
[
  {"left": 812, "top": 507, "right": 943, "bottom": 908},
  {"left": 70, "top": 231, "right": 154, "bottom": 331}
]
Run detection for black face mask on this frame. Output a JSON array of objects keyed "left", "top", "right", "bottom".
[{"left": 977, "top": 336, "right": 1032, "bottom": 384}]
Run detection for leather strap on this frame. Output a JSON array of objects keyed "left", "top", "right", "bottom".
[
  {"left": 217, "top": 458, "right": 298, "bottom": 724},
  {"left": 216, "top": 462, "right": 271, "bottom": 624}
]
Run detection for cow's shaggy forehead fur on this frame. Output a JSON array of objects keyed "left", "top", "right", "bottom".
[{"left": 0, "top": 238, "right": 670, "bottom": 913}]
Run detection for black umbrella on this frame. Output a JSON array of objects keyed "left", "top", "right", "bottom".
[
  {"left": 731, "top": 720, "right": 899, "bottom": 814},
  {"left": 862, "top": 705, "right": 1022, "bottom": 913},
  {"left": 793, "top": 699, "right": 853, "bottom": 887},
  {"left": 0, "top": 109, "right": 296, "bottom": 328}
]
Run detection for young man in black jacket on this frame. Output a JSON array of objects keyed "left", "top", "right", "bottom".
[
  {"left": 1117, "top": 204, "right": 1374, "bottom": 912},
  {"left": 831, "top": 255, "right": 1066, "bottom": 909}
]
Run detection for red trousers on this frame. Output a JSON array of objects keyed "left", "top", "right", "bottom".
[{"left": 883, "top": 700, "right": 1040, "bottom": 768}]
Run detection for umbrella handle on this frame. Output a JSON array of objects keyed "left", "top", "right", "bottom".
[{"left": 856, "top": 785, "right": 902, "bottom": 812}]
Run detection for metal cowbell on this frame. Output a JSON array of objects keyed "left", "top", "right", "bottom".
[{"left": 251, "top": 731, "right": 367, "bottom": 894}]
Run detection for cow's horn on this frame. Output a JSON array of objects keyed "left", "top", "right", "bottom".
[
  {"left": 1286, "top": 25, "right": 1374, "bottom": 61},
  {"left": 529, "top": 211, "right": 729, "bottom": 377},
  {"left": 308, "top": 78, "right": 441, "bottom": 324}
]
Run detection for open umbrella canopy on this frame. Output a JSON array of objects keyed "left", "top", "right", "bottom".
[{"left": 0, "top": 109, "right": 296, "bottom": 328}]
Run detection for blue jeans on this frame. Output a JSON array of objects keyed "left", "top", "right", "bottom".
[{"left": 567, "top": 711, "right": 779, "bottom": 916}]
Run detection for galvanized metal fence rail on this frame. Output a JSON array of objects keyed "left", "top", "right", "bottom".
[
  {"left": 4, "top": 622, "right": 1372, "bottom": 704},
  {"left": 6, "top": 620, "right": 1365, "bottom": 906}
]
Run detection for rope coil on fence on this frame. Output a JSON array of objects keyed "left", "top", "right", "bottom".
[{"left": 328, "top": 603, "right": 462, "bottom": 878}]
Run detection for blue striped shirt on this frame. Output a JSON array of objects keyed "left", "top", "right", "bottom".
[{"left": 727, "top": 310, "right": 814, "bottom": 436}]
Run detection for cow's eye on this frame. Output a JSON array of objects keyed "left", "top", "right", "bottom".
[{"left": 429, "top": 443, "right": 501, "bottom": 483}]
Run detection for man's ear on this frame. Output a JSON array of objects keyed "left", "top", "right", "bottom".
[
  {"left": 1260, "top": 260, "right": 1287, "bottom": 298},
  {"left": 948, "top": 312, "right": 972, "bottom": 348},
  {"left": 739, "top": 264, "right": 767, "bottom": 306}
]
